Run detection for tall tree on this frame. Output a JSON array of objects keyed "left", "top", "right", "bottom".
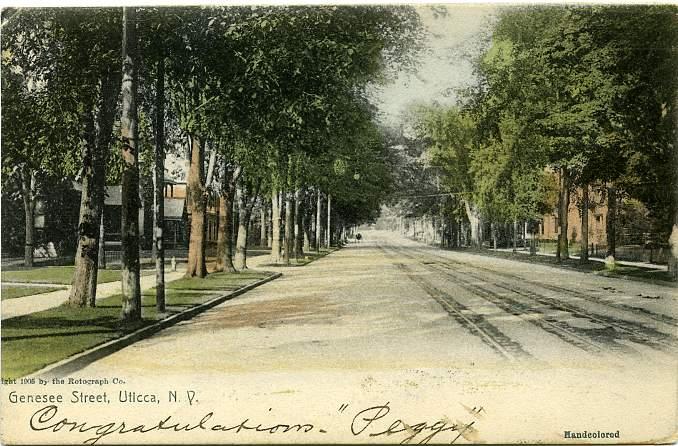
[
  {"left": 64, "top": 11, "right": 123, "bottom": 307},
  {"left": 215, "top": 161, "right": 240, "bottom": 273},
  {"left": 234, "top": 172, "right": 260, "bottom": 270},
  {"left": 3, "top": 9, "right": 123, "bottom": 305},
  {"left": 415, "top": 106, "right": 482, "bottom": 246},
  {"left": 120, "top": 6, "right": 142, "bottom": 321},
  {"left": 152, "top": 56, "right": 166, "bottom": 313}
]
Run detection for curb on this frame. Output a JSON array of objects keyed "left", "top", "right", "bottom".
[{"left": 26, "top": 271, "right": 282, "bottom": 379}]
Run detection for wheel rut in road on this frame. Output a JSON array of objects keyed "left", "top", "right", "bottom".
[
  {"left": 379, "top": 246, "right": 534, "bottom": 361},
  {"left": 424, "top": 262, "right": 634, "bottom": 355},
  {"left": 390, "top": 246, "right": 614, "bottom": 354},
  {"left": 419, "top": 246, "right": 678, "bottom": 328},
  {"left": 398, "top": 245, "right": 678, "bottom": 355}
]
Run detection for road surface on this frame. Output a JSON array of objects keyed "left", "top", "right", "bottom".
[{"left": 10, "top": 231, "right": 678, "bottom": 444}]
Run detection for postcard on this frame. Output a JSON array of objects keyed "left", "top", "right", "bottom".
[{"left": 1, "top": 3, "right": 677, "bottom": 444}]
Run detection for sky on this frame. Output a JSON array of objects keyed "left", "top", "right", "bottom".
[{"left": 371, "top": 4, "right": 498, "bottom": 127}]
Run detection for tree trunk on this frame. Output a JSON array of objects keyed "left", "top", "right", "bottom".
[
  {"left": 606, "top": 185, "right": 617, "bottom": 260},
  {"left": 463, "top": 201, "right": 481, "bottom": 248},
  {"left": 216, "top": 192, "right": 236, "bottom": 272},
  {"left": 304, "top": 194, "right": 313, "bottom": 252},
  {"left": 512, "top": 219, "right": 518, "bottom": 252},
  {"left": 69, "top": 67, "right": 119, "bottom": 307},
  {"left": 70, "top": 121, "right": 100, "bottom": 308},
  {"left": 120, "top": 6, "right": 142, "bottom": 322},
  {"left": 185, "top": 134, "right": 207, "bottom": 278},
  {"left": 450, "top": 217, "right": 457, "bottom": 248},
  {"left": 260, "top": 206, "right": 267, "bottom": 247},
  {"left": 98, "top": 212, "right": 106, "bottom": 269},
  {"left": 490, "top": 223, "right": 497, "bottom": 251},
  {"left": 306, "top": 194, "right": 317, "bottom": 251},
  {"left": 670, "top": 91, "right": 678, "bottom": 280},
  {"left": 524, "top": 222, "right": 528, "bottom": 249},
  {"left": 152, "top": 57, "right": 165, "bottom": 312},
  {"left": 267, "top": 201, "right": 273, "bottom": 248},
  {"left": 294, "top": 189, "right": 304, "bottom": 260},
  {"left": 270, "top": 184, "right": 283, "bottom": 264},
  {"left": 580, "top": 184, "right": 589, "bottom": 263},
  {"left": 557, "top": 167, "right": 570, "bottom": 261},
  {"left": 21, "top": 167, "right": 36, "bottom": 268},
  {"left": 216, "top": 164, "right": 239, "bottom": 272},
  {"left": 671, "top": 218, "right": 678, "bottom": 280},
  {"left": 234, "top": 194, "right": 249, "bottom": 270},
  {"left": 326, "top": 194, "right": 332, "bottom": 248},
  {"left": 303, "top": 211, "right": 311, "bottom": 253},
  {"left": 283, "top": 190, "right": 293, "bottom": 264},
  {"left": 235, "top": 179, "right": 258, "bottom": 270},
  {"left": 315, "top": 191, "right": 322, "bottom": 251}
]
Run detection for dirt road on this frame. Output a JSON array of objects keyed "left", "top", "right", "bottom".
[{"left": 5, "top": 231, "right": 676, "bottom": 444}]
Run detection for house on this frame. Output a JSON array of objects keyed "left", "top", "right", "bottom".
[
  {"left": 69, "top": 181, "right": 193, "bottom": 250},
  {"left": 536, "top": 187, "right": 666, "bottom": 263},
  {"left": 163, "top": 180, "right": 188, "bottom": 248},
  {"left": 160, "top": 180, "right": 220, "bottom": 248},
  {"left": 101, "top": 185, "right": 145, "bottom": 247},
  {"left": 539, "top": 187, "right": 608, "bottom": 249}
]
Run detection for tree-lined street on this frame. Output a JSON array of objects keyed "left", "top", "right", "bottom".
[
  {"left": 1, "top": 6, "right": 677, "bottom": 443},
  {"left": 73, "top": 232, "right": 677, "bottom": 375},
  {"left": 49, "top": 232, "right": 675, "bottom": 444}
]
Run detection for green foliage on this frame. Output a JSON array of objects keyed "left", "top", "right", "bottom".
[
  {"left": 132, "top": 6, "right": 423, "bottom": 231},
  {"left": 401, "top": 5, "right": 675, "bottom": 238},
  {"left": 3, "top": 6, "right": 423, "bottom": 239},
  {"left": 476, "top": 5, "right": 677, "bottom": 233},
  {"left": 416, "top": 106, "right": 475, "bottom": 194},
  {"left": 2, "top": 8, "right": 122, "bottom": 178}
]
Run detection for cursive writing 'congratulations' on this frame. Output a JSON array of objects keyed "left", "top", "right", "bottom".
[{"left": 30, "top": 405, "right": 314, "bottom": 445}]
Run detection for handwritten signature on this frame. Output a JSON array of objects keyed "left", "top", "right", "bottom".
[
  {"left": 351, "top": 402, "right": 477, "bottom": 444},
  {"left": 29, "top": 402, "right": 478, "bottom": 444}
]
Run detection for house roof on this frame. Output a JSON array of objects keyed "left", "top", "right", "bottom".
[
  {"left": 164, "top": 179, "right": 186, "bottom": 186},
  {"left": 72, "top": 182, "right": 143, "bottom": 206}
]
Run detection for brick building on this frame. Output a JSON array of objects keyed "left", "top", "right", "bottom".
[{"left": 539, "top": 187, "right": 608, "bottom": 249}]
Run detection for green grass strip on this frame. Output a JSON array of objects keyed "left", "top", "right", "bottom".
[
  {"left": 1, "top": 271, "right": 271, "bottom": 379},
  {"left": 1, "top": 285, "right": 65, "bottom": 300},
  {"left": 1, "top": 266, "right": 128, "bottom": 285}
]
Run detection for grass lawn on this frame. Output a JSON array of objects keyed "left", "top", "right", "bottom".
[
  {"left": 258, "top": 248, "right": 336, "bottom": 268},
  {"left": 1, "top": 285, "right": 65, "bottom": 300},
  {"left": 536, "top": 240, "right": 582, "bottom": 256},
  {"left": 1, "top": 270, "right": 273, "bottom": 379},
  {"left": 168, "top": 270, "right": 270, "bottom": 290},
  {"left": 593, "top": 265, "right": 675, "bottom": 283},
  {"left": 1, "top": 266, "right": 150, "bottom": 285}
]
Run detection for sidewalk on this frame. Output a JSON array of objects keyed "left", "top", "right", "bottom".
[
  {"left": 1, "top": 282, "right": 68, "bottom": 288},
  {"left": 1, "top": 253, "right": 280, "bottom": 320},
  {"left": 490, "top": 247, "right": 668, "bottom": 271},
  {"left": 2, "top": 268, "right": 185, "bottom": 320}
]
